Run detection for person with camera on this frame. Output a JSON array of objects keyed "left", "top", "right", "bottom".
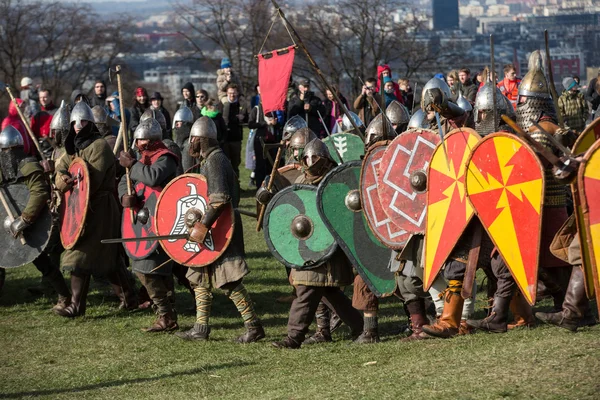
[
  {"left": 287, "top": 79, "right": 325, "bottom": 138},
  {"left": 353, "top": 78, "right": 382, "bottom": 128}
]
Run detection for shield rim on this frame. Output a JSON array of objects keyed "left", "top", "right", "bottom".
[
  {"left": 464, "top": 132, "right": 544, "bottom": 305},
  {"left": 578, "top": 137, "right": 600, "bottom": 311},
  {"left": 0, "top": 184, "right": 52, "bottom": 268},
  {"left": 154, "top": 173, "right": 234, "bottom": 267},
  {"left": 263, "top": 184, "right": 338, "bottom": 270},
  {"left": 572, "top": 116, "right": 600, "bottom": 155},
  {"left": 317, "top": 160, "right": 396, "bottom": 297},
  {"left": 121, "top": 182, "right": 160, "bottom": 261},
  {"left": 377, "top": 128, "right": 440, "bottom": 236},
  {"left": 60, "top": 157, "right": 90, "bottom": 250},
  {"left": 360, "top": 140, "right": 407, "bottom": 250},
  {"left": 423, "top": 127, "right": 480, "bottom": 290}
]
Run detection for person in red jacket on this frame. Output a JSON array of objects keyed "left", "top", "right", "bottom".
[
  {"left": 497, "top": 63, "right": 521, "bottom": 110},
  {"left": 31, "top": 89, "right": 58, "bottom": 139},
  {"left": 376, "top": 63, "right": 403, "bottom": 104},
  {"left": 1, "top": 98, "right": 34, "bottom": 155}
]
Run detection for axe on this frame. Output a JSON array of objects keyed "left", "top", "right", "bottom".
[{"left": 0, "top": 186, "right": 27, "bottom": 245}]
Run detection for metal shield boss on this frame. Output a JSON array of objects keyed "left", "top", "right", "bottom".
[
  {"left": 263, "top": 184, "right": 337, "bottom": 270},
  {"left": 60, "top": 157, "right": 90, "bottom": 249},
  {"left": 360, "top": 142, "right": 407, "bottom": 249},
  {"left": 0, "top": 184, "right": 52, "bottom": 268},
  {"left": 465, "top": 133, "right": 544, "bottom": 305},
  {"left": 322, "top": 133, "right": 365, "bottom": 164},
  {"left": 121, "top": 182, "right": 161, "bottom": 260},
  {"left": 317, "top": 161, "right": 396, "bottom": 297},
  {"left": 377, "top": 128, "right": 440, "bottom": 239},
  {"left": 423, "top": 128, "right": 480, "bottom": 290},
  {"left": 155, "top": 174, "right": 234, "bottom": 267},
  {"left": 571, "top": 117, "right": 600, "bottom": 298},
  {"left": 579, "top": 137, "right": 600, "bottom": 307}
]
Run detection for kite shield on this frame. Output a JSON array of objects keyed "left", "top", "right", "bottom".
[{"left": 465, "top": 133, "right": 544, "bottom": 305}]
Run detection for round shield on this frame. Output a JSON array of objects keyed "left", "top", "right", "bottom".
[
  {"left": 0, "top": 184, "right": 52, "bottom": 268},
  {"left": 264, "top": 184, "right": 337, "bottom": 270},
  {"left": 572, "top": 116, "right": 600, "bottom": 155},
  {"left": 360, "top": 142, "right": 408, "bottom": 249},
  {"left": 322, "top": 133, "right": 365, "bottom": 164},
  {"left": 121, "top": 182, "right": 161, "bottom": 260},
  {"left": 465, "top": 132, "right": 544, "bottom": 305},
  {"left": 155, "top": 174, "right": 234, "bottom": 267},
  {"left": 317, "top": 161, "right": 396, "bottom": 297},
  {"left": 423, "top": 128, "right": 480, "bottom": 290},
  {"left": 377, "top": 128, "right": 440, "bottom": 237},
  {"left": 60, "top": 157, "right": 90, "bottom": 249}
]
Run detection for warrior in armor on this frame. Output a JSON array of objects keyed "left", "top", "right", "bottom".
[
  {"left": 0, "top": 126, "right": 71, "bottom": 312},
  {"left": 175, "top": 117, "right": 265, "bottom": 343},
  {"left": 456, "top": 91, "right": 474, "bottom": 129},
  {"left": 466, "top": 51, "right": 580, "bottom": 333},
  {"left": 281, "top": 115, "right": 308, "bottom": 163},
  {"left": 473, "top": 80, "right": 513, "bottom": 136},
  {"left": 407, "top": 109, "right": 428, "bottom": 129},
  {"left": 272, "top": 139, "right": 363, "bottom": 349},
  {"left": 385, "top": 100, "right": 410, "bottom": 135},
  {"left": 140, "top": 109, "right": 183, "bottom": 175},
  {"left": 172, "top": 106, "right": 195, "bottom": 172},
  {"left": 92, "top": 105, "right": 119, "bottom": 151},
  {"left": 48, "top": 101, "right": 70, "bottom": 162},
  {"left": 54, "top": 101, "right": 137, "bottom": 317},
  {"left": 118, "top": 119, "right": 181, "bottom": 332},
  {"left": 420, "top": 77, "right": 470, "bottom": 131}
]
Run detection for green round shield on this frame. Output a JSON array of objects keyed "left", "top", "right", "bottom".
[
  {"left": 263, "top": 184, "right": 337, "bottom": 270},
  {"left": 323, "top": 133, "right": 365, "bottom": 164}
]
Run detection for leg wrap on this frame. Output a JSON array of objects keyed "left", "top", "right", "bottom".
[
  {"left": 228, "top": 283, "right": 258, "bottom": 324},
  {"left": 194, "top": 286, "right": 213, "bottom": 325},
  {"left": 315, "top": 301, "right": 330, "bottom": 329}
]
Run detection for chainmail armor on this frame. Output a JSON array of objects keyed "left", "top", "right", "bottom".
[
  {"left": 529, "top": 130, "right": 567, "bottom": 207},
  {"left": 199, "top": 147, "right": 239, "bottom": 207},
  {"left": 0, "top": 148, "right": 26, "bottom": 182},
  {"left": 516, "top": 97, "right": 557, "bottom": 131}
]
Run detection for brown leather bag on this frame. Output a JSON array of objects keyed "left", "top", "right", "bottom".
[{"left": 549, "top": 213, "right": 577, "bottom": 263}]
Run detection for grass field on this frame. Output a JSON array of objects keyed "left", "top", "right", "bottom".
[{"left": 1, "top": 136, "right": 599, "bottom": 399}]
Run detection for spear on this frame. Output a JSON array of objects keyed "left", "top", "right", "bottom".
[
  {"left": 270, "top": 0, "right": 364, "bottom": 141},
  {"left": 544, "top": 30, "right": 565, "bottom": 128}
]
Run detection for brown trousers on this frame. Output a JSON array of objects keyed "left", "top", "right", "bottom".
[
  {"left": 288, "top": 285, "right": 363, "bottom": 342},
  {"left": 351, "top": 275, "right": 379, "bottom": 312}
]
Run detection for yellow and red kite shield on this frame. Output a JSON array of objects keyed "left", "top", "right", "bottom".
[
  {"left": 571, "top": 117, "right": 600, "bottom": 298},
  {"left": 579, "top": 138, "right": 600, "bottom": 311},
  {"left": 465, "top": 133, "right": 544, "bottom": 305},
  {"left": 423, "top": 128, "right": 480, "bottom": 290},
  {"left": 155, "top": 174, "right": 234, "bottom": 267},
  {"left": 360, "top": 142, "right": 407, "bottom": 249},
  {"left": 377, "top": 128, "right": 440, "bottom": 238},
  {"left": 60, "top": 157, "right": 90, "bottom": 249}
]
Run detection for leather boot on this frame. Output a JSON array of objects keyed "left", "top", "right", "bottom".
[
  {"left": 144, "top": 312, "right": 179, "bottom": 333},
  {"left": 54, "top": 274, "right": 90, "bottom": 318},
  {"left": 467, "top": 296, "right": 510, "bottom": 333},
  {"left": 536, "top": 267, "right": 589, "bottom": 332},
  {"left": 459, "top": 319, "right": 474, "bottom": 335},
  {"left": 52, "top": 295, "right": 71, "bottom": 313},
  {"left": 272, "top": 336, "right": 301, "bottom": 349},
  {"left": 422, "top": 290, "right": 464, "bottom": 338},
  {"left": 401, "top": 300, "right": 429, "bottom": 342},
  {"left": 353, "top": 315, "right": 380, "bottom": 344},
  {"left": 303, "top": 328, "right": 332, "bottom": 345},
  {"left": 330, "top": 310, "right": 342, "bottom": 333},
  {"left": 175, "top": 323, "right": 210, "bottom": 340},
  {"left": 507, "top": 292, "right": 535, "bottom": 329},
  {"left": 237, "top": 320, "right": 266, "bottom": 343},
  {"left": 108, "top": 266, "right": 138, "bottom": 311}
]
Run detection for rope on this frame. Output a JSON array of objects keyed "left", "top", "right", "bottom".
[{"left": 258, "top": 10, "right": 296, "bottom": 56}]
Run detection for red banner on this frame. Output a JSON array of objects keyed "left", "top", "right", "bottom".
[{"left": 258, "top": 47, "right": 295, "bottom": 114}]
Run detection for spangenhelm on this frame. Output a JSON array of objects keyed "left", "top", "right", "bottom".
[
  {"left": 70, "top": 101, "right": 95, "bottom": 130},
  {"left": 50, "top": 100, "right": 70, "bottom": 132},
  {"left": 364, "top": 113, "right": 396, "bottom": 147},
  {"left": 518, "top": 50, "right": 551, "bottom": 99},
  {"left": 456, "top": 91, "right": 473, "bottom": 112},
  {"left": 386, "top": 100, "right": 410, "bottom": 125},
  {"left": 131, "top": 118, "right": 162, "bottom": 148},
  {"left": 172, "top": 105, "right": 194, "bottom": 129},
  {"left": 190, "top": 116, "right": 218, "bottom": 139},
  {"left": 0, "top": 126, "right": 24, "bottom": 149}
]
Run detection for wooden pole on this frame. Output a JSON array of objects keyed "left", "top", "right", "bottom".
[
  {"left": 115, "top": 65, "right": 135, "bottom": 224},
  {"left": 4, "top": 86, "right": 47, "bottom": 161},
  {"left": 0, "top": 188, "right": 26, "bottom": 245},
  {"left": 256, "top": 142, "right": 283, "bottom": 232}
]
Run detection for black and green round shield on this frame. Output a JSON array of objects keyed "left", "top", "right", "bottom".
[
  {"left": 317, "top": 161, "right": 396, "bottom": 297},
  {"left": 263, "top": 184, "right": 337, "bottom": 270}
]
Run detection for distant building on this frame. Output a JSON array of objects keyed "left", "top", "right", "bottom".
[{"left": 433, "top": 0, "right": 459, "bottom": 31}]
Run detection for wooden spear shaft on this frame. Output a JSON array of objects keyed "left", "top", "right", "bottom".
[
  {"left": 115, "top": 65, "right": 135, "bottom": 224},
  {"left": 4, "top": 86, "right": 47, "bottom": 161},
  {"left": 270, "top": 0, "right": 364, "bottom": 141},
  {"left": 544, "top": 30, "right": 565, "bottom": 128},
  {"left": 256, "top": 142, "right": 284, "bottom": 232}
]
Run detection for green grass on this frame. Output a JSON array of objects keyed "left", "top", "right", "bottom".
[{"left": 1, "top": 133, "right": 599, "bottom": 399}]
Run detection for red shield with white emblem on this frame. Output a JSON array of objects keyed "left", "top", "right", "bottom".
[
  {"left": 60, "top": 157, "right": 90, "bottom": 249},
  {"left": 360, "top": 142, "right": 408, "bottom": 249},
  {"left": 377, "top": 129, "right": 440, "bottom": 237},
  {"left": 155, "top": 174, "right": 234, "bottom": 267}
]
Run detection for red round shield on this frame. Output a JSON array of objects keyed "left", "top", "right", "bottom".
[
  {"left": 377, "top": 129, "right": 440, "bottom": 236},
  {"left": 360, "top": 142, "right": 409, "bottom": 249},
  {"left": 60, "top": 157, "right": 90, "bottom": 249},
  {"left": 155, "top": 174, "right": 234, "bottom": 267},
  {"left": 121, "top": 182, "right": 161, "bottom": 260}
]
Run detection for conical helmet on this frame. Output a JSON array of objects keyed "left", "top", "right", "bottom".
[
  {"left": 303, "top": 138, "right": 333, "bottom": 164},
  {"left": 132, "top": 118, "right": 162, "bottom": 146},
  {"left": 289, "top": 127, "right": 317, "bottom": 151},
  {"left": 141, "top": 108, "right": 167, "bottom": 132},
  {"left": 50, "top": 100, "right": 70, "bottom": 132},
  {"left": 386, "top": 100, "right": 410, "bottom": 125},
  {"left": 70, "top": 101, "right": 94, "bottom": 130},
  {"left": 421, "top": 77, "right": 452, "bottom": 104},
  {"left": 474, "top": 83, "right": 506, "bottom": 114},
  {"left": 0, "top": 125, "right": 24, "bottom": 149},
  {"left": 518, "top": 50, "right": 551, "bottom": 99},
  {"left": 456, "top": 91, "right": 473, "bottom": 112},
  {"left": 364, "top": 113, "right": 396, "bottom": 147},
  {"left": 190, "top": 116, "right": 217, "bottom": 139},
  {"left": 282, "top": 115, "right": 307, "bottom": 141},
  {"left": 341, "top": 111, "right": 364, "bottom": 131},
  {"left": 172, "top": 105, "right": 194, "bottom": 128},
  {"left": 408, "top": 109, "right": 428, "bottom": 129}
]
